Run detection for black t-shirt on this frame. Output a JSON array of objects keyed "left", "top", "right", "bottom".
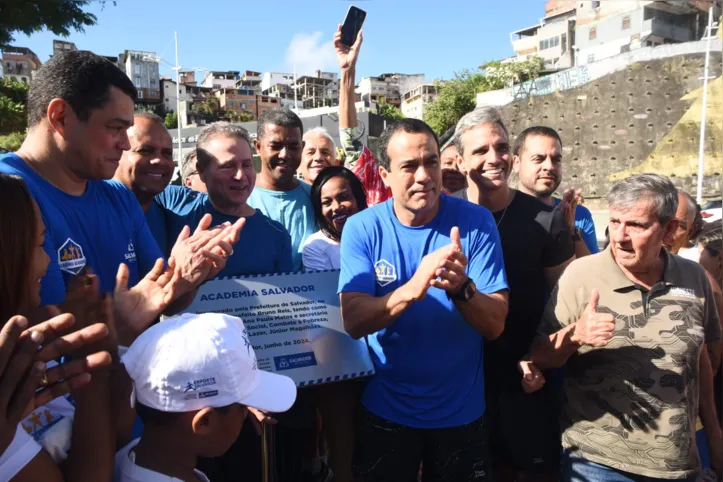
[{"left": 451, "top": 189, "right": 574, "bottom": 388}]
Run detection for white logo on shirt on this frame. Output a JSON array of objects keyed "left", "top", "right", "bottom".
[
  {"left": 374, "top": 259, "right": 397, "bottom": 287},
  {"left": 57, "top": 238, "right": 86, "bottom": 275},
  {"left": 670, "top": 287, "right": 697, "bottom": 299},
  {"left": 124, "top": 240, "right": 136, "bottom": 263}
]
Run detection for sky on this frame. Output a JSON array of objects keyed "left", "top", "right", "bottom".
[{"left": 10, "top": 0, "right": 550, "bottom": 81}]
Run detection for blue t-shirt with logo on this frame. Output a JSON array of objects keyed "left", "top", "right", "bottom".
[
  {"left": 155, "top": 186, "right": 293, "bottom": 277},
  {"left": 248, "top": 182, "right": 316, "bottom": 272},
  {"left": 553, "top": 199, "right": 599, "bottom": 254},
  {"left": 0, "top": 154, "right": 163, "bottom": 305},
  {"left": 338, "top": 194, "right": 508, "bottom": 429}
]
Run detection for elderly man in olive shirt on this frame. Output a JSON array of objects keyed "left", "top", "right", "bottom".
[{"left": 531, "top": 173, "right": 723, "bottom": 482}]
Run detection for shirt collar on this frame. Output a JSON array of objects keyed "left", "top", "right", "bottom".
[{"left": 604, "top": 245, "right": 681, "bottom": 292}]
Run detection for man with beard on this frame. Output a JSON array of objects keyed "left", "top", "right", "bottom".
[
  {"left": 513, "top": 126, "right": 598, "bottom": 256},
  {"left": 248, "top": 108, "right": 316, "bottom": 271},
  {"left": 439, "top": 127, "right": 467, "bottom": 194},
  {"left": 451, "top": 108, "right": 574, "bottom": 482},
  {"left": 299, "top": 127, "right": 338, "bottom": 185}
]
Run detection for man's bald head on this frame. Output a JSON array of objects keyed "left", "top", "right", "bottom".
[{"left": 114, "top": 112, "right": 175, "bottom": 207}]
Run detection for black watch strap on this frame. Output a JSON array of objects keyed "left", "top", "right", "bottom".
[{"left": 449, "top": 278, "right": 473, "bottom": 302}]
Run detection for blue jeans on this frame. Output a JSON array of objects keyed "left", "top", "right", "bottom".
[{"left": 560, "top": 450, "right": 698, "bottom": 482}]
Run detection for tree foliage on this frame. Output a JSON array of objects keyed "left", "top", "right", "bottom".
[
  {"left": 164, "top": 112, "right": 178, "bottom": 129},
  {"left": 0, "top": 77, "right": 29, "bottom": 135},
  {"left": 0, "top": 132, "right": 26, "bottom": 152},
  {"left": 424, "top": 57, "right": 544, "bottom": 135},
  {"left": 0, "top": 1, "right": 116, "bottom": 50},
  {"left": 378, "top": 99, "right": 405, "bottom": 121}
]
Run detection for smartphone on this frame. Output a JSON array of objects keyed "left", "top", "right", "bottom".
[{"left": 340, "top": 6, "right": 367, "bottom": 47}]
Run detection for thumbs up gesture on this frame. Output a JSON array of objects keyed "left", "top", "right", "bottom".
[{"left": 571, "top": 290, "right": 616, "bottom": 347}]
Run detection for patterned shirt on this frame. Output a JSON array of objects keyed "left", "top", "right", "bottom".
[{"left": 539, "top": 248, "right": 722, "bottom": 479}]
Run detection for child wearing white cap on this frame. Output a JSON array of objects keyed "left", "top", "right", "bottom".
[{"left": 114, "top": 312, "right": 297, "bottom": 482}]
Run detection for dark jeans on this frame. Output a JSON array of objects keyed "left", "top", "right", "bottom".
[
  {"left": 352, "top": 407, "right": 490, "bottom": 482},
  {"left": 560, "top": 450, "right": 698, "bottom": 482}
]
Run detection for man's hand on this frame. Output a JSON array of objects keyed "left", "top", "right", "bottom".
[
  {"left": 334, "top": 24, "right": 363, "bottom": 71},
  {"left": 406, "top": 227, "right": 468, "bottom": 300},
  {"left": 559, "top": 188, "right": 582, "bottom": 232},
  {"left": 430, "top": 226, "right": 469, "bottom": 294},
  {"left": 571, "top": 290, "right": 616, "bottom": 347},
  {"left": 114, "top": 258, "right": 180, "bottom": 345},
  {"left": 169, "top": 215, "right": 245, "bottom": 292},
  {"left": 518, "top": 360, "right": 546, "bottom": 393}
]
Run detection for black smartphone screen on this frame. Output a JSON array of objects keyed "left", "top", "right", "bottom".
[{"left": 340, "top": 6, "right": 367, "bottom": 47}]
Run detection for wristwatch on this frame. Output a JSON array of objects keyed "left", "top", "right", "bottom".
[
  {"left": 449, "top": 278, "right": 476, "bottom": 302},
  {"left": 572, "top": 228, "right": 582, "bottom": 242}
]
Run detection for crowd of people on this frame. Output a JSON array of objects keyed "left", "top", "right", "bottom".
[{"left": 0, "top": 22, "right": 721, "bottom": 482}]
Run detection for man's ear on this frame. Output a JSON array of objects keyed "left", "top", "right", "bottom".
[
  {"left": 379, "top": 166, "right": 390, "bottom": 188},
  {"left": 47, "top": 98, "right": 73, "bottom": 138},
  {"left": 662, "top": 219, "right": 680, "bottom": 247}
]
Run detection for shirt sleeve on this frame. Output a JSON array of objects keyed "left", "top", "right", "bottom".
[
  {"left": 543, "top": 206, "right": 575, "bottom": 268},
  {"left": 576, "top": 206, "right": 600, "bottom": 254},
  {"left": 702, "top": 272, "right": 723, "bottom": 344},
  {"left": 537, "top": 265, "right": 585, "bottom": 336},
  {"left": 0, "top": 425, "right": 42, "bottom": 480},
  {"left": 339, "top": 127, "right": 363, "bottom": 168},
  {"left": 467, "top": 211, "right": 508, "bottom": 295},
  {"left": 338, "top": 217, "right": 375, "bottom": 295},
  {"left": 303, "top": 236, "right": 333, "bottom": 271}
]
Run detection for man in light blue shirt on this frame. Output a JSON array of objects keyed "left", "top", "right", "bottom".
[
  {"left": 248, "top": 108, "right": 316, "bottom": 271},
  {"left": 339, "top": 118, "right": 509, "bottom": 481},
  {"left": 512, "top": 125, "right": 599, "bottom": 256}
]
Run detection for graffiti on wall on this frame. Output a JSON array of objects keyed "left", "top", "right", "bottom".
[{"left": 513, "top": 65, "right": 590, "bottom": 100}]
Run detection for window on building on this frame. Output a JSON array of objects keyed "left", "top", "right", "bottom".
[
  {"left": 592, "top": 0, "right": 600, "bottom": 7},
  {"left": 134, "top": 64, "right": 140, "bottom": 75},
  {"left": 150, "top": 90, "right": 157, "bottom": 97},
  {"left": 134, "top": 77, "right": 141, "bottom": 88},
  {"left": 622, "top": 15, "right": 631, "bottom": 30},
  {"left": 138, "top": 91, "right": 144, "bottom": 99},
  {"left": 587, "top": 54, "right": 595, "bottom": 63},
  {"left": 589, "top": 27, "right": 597, "bottom": 40},
  {"left": 561, "top": 33, "right": 567, "bottom": 52}
]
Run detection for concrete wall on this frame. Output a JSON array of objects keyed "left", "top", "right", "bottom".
[{"left": 498, "top": 51, "right": 723, "bottom": 208}]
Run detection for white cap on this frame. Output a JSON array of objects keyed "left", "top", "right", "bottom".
[{"left": 122, "top": 312, "right": 297, "bottom": 413}]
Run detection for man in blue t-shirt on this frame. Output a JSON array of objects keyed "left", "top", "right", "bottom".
[
  {"left": 339, "top": 118, "right": 509, "bottom": 481},
  {"left": 113, "top": 112, "right": 176, "bottom": 256},
  {"left": 155, "top": 122, "right": 293, "bottom": 277},
  {"left": 512, "top": 126, "right": 599, "bottom": 256},
  {"left": 248, "top": 108, "right": 316, "bottom": 271}
]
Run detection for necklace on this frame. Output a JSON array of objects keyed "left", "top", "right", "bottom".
[{"left": 496, "top": 203, "right": 509, "bottom": 228}]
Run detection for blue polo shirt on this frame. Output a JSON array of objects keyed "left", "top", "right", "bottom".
[
  {"left": 0, "top": 154, "right": 163, "bottom": 305},
  {"left": 338, "top": 194, "right": 508, "bottom": 428},
  {"left": 155, "top": 186, "right": 293, "bottom": 277}
]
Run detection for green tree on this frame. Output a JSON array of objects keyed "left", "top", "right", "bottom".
[
  {"left": 164, "top": 112, "right": 178, "bottom": 129},
  {"left": 423, "top": 57, "right": 544, "bottom": 135},
  {"left": 0, "top": 1, "right": 116, "bottom": 50},
  {"left": 198, "top": 98, "right": 219, "bottom": 122},
  {"left": 0, "top": 77, "right": 29, "bottom": 134},
  {"left": 0, "top": 132, "right": 26, "bottom": 152},
  {"left": 238, "top": 110, "right": 254, "bottom": 123},
  {"left": 379, "top": 99, "right": 405, "bottom": 121}
]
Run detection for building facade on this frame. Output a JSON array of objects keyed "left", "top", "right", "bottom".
[
  {"left": 294, "top": 71, "right": 339, "bottom": 109},
  {"left": 202, "top": 71, "right": 239, "bottom": 90},
  {"left": 120, "top": 50, "right": 161, "bottom": 104},
  {"left": 260, "top": 72, "right": 296, "bottom": 93},
  {"left": 52, "top": 40, "right": 77, "bottom": 57},
  {"left": 356, "top": 73, "right": 425, "bottom": 107},
  {"left": 1, "top": 47, "right": 42, "bottom": 84},
  {"left": 401, "top": 83, "right": 439, "bottom": 120}
]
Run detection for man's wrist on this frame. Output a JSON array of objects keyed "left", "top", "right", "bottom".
[
  {"left": 568, "top": 323, "right": 582, "bottom": 346},
  {"left": 572, "top": 228, "right": 582, "bottom": 242}
]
